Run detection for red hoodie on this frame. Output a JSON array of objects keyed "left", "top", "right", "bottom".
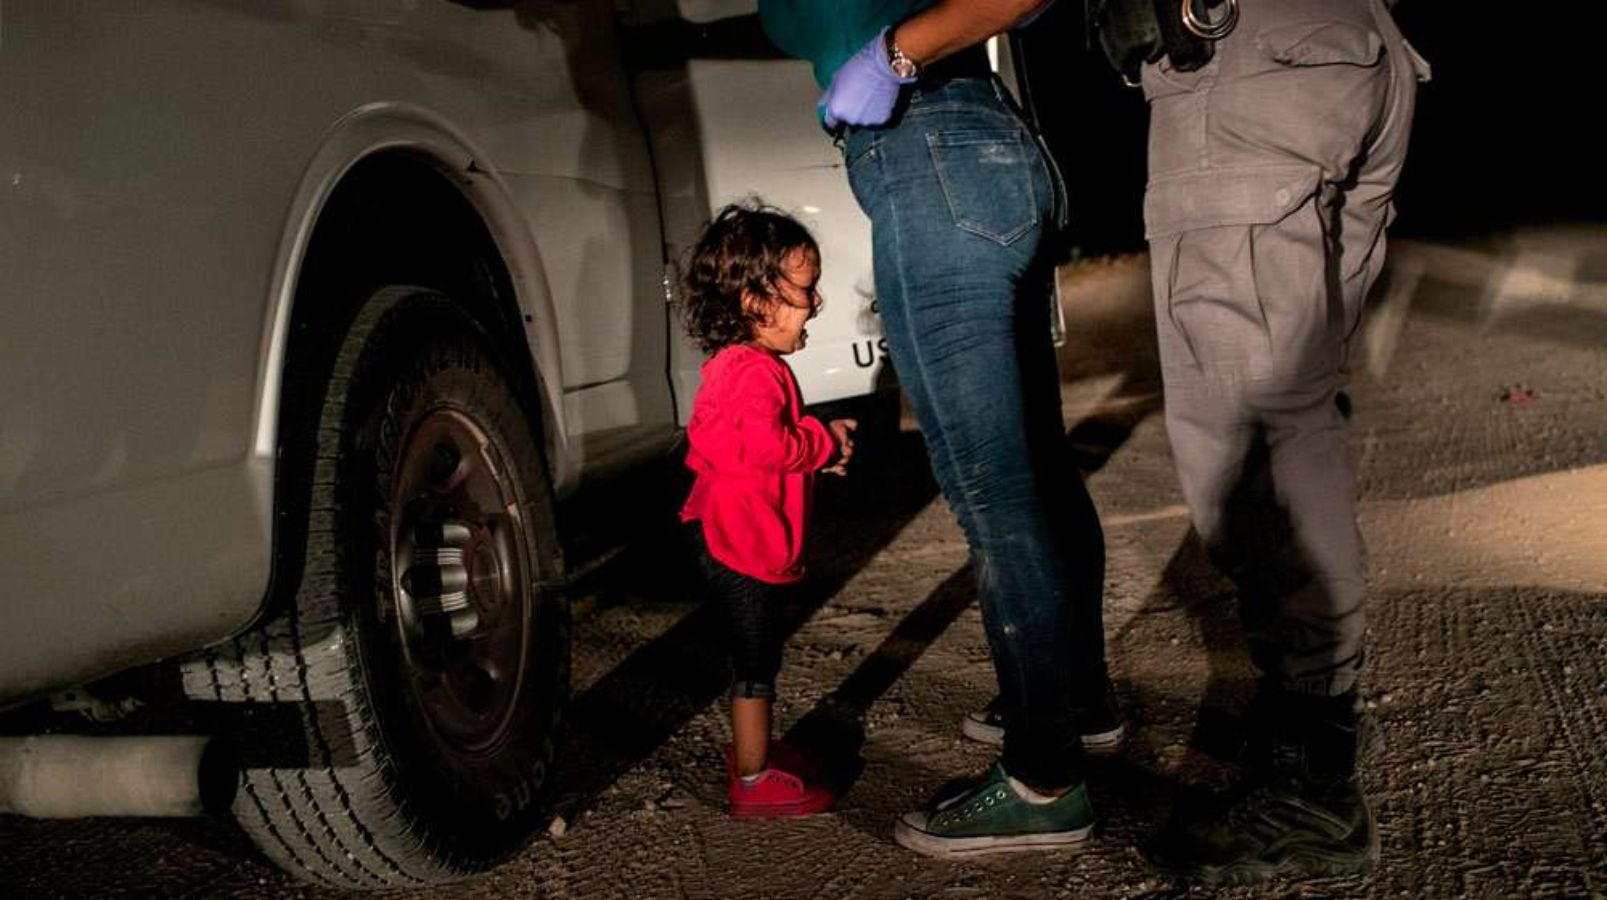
[{"left": 680, "top": 344, "right": 835, "bottom": 584}]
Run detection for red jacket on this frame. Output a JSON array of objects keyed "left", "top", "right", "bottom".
[{"left": 680, "top": 344, "right": 835, "bottom": 583}]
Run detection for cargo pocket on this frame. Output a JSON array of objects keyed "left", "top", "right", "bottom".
[
  {"left": 1257, "top": 21, "right": 1382, "bottom": 68},
  {"left": 927, "top": 129, "right": 1038, "bottom": 246},
  {"left": 1144, "top": 163, "right": 1318, "bottom": 239},
  {"left": 1145, "top": 164, "right": 1325, "bottom": 382}
]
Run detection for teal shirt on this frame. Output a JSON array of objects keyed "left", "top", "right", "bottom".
[{"left": 758, "top": 0, "right": 937, "bottom": 89}]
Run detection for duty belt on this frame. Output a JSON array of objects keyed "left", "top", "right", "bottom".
[{"left": 1087, "top": 0, "right": 1239, "bottom": 85}]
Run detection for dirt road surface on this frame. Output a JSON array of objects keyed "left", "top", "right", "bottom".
[{"left": 3, "top": 228, "right": 1605, "bottom": 899}]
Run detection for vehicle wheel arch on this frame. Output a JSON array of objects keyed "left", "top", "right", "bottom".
[{"left": 254, "top": 104, "right": 573, "bottom": 631}]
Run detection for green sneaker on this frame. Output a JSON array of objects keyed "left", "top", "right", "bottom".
[
  {"left": 894, "top": 764, "right": 1096, "bottom": 858},
  {"left": 1146, "top": 775, "right": 1378, "bottom": 886}
]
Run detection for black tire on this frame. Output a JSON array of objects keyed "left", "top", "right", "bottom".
[{"left": 182, "top": 287, "right": 568, "bottom": 889}]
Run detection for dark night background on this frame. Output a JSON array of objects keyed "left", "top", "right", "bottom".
[{"left": 1012, "top": 3, "right": 1605, "bottom": 255}]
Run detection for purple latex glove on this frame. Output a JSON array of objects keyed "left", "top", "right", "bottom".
[{"left": 818, "top": 27, "right": 917, "bottom": 130}]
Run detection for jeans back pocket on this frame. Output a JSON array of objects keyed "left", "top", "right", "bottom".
[{"left": 926, "top": 129, "right": 1039, "bottom": 246}]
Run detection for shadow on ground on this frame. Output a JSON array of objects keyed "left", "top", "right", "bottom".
[{"left": 546, "top": 403, "right": 942, "bottom": 822}]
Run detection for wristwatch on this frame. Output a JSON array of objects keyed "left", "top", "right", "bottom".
[{"left": 884, "top": 28, "right": 920, "bottom": 80}]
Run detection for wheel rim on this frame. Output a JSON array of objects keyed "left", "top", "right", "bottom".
[{"left": 389, "top": 407, "right": 530, "bottom": 757}]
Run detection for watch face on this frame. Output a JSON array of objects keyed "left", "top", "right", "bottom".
[{"left": 885, "top": 31, "right": 919, "bottom": 80}]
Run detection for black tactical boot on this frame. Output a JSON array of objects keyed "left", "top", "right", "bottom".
[{"left": 1146, "top": 687, "right": 1378, "bottom": 886}]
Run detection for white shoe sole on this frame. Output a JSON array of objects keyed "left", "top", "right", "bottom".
[
  {"left": 961, "top": 717, "right": 1127, "bottom": 753},
  {"left": 894, "top": 813, "right": 1095, "bottom": 858}
]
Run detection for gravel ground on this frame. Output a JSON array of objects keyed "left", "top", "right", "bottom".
[{"left": 3, "top": 227, "right": 1605, "bottom": 900}]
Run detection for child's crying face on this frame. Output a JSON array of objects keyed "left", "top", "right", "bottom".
[{"left": 749, "top": 246, "right": 822, "bottom": 355}]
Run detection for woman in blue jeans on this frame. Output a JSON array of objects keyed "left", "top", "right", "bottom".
[{"left": 759, "top": 0, "right": 1118, "bottom": 857}]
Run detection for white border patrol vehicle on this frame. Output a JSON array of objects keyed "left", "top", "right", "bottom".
[{"left": 0, "top": 0, "right": 896, "bottom": 887}]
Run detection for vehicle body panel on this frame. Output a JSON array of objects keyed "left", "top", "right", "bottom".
[
  {"left": 0, "top": 0, "right": 892, "bottom": 704},
  {"left": 0, "top": 1, "right": 673, "bottom": 701}
]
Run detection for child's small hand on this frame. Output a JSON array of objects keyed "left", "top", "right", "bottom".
[{"left": 822, "top": 418, "right": 858, "bottom": 476}]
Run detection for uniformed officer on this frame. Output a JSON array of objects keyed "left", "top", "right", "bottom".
[{"left": 1128, "top": 0, "right": 1427, "bottom": 884}]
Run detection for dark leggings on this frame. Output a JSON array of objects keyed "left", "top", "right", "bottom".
[{"left": 694, "top": 528, "right": 783, "bottom": 700}]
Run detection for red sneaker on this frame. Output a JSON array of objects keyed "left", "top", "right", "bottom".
[{"left": 728, "top": 765, "right": 834, "bottom": 819}]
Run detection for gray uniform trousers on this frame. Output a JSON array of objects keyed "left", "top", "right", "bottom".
[{"left": 1141, "top": 0, "right": 1428, "bottom": 697}]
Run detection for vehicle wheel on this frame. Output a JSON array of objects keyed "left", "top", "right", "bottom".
[{"left": 182, "top": 286, "right": 567, "bottom": 889}]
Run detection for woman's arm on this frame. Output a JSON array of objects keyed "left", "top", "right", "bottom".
[
  {"left": 892, "top": 0, "right": 1049, "bottom": 69},
  {"left": 817, "top": 0, "right": 1048, "bottom": 128}
]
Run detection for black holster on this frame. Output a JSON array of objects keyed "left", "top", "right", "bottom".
[{"left": 1086, "top": 0, "right": 1219, "bottom": 83}]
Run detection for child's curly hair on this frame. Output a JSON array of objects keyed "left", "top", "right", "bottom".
[{"left": 681, "top": 201, "right": 818, "bottom": 354}]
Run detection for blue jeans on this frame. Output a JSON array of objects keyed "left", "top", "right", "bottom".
[{"left": 842, "top": 77, "right": 1107, "bottom": 791}]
